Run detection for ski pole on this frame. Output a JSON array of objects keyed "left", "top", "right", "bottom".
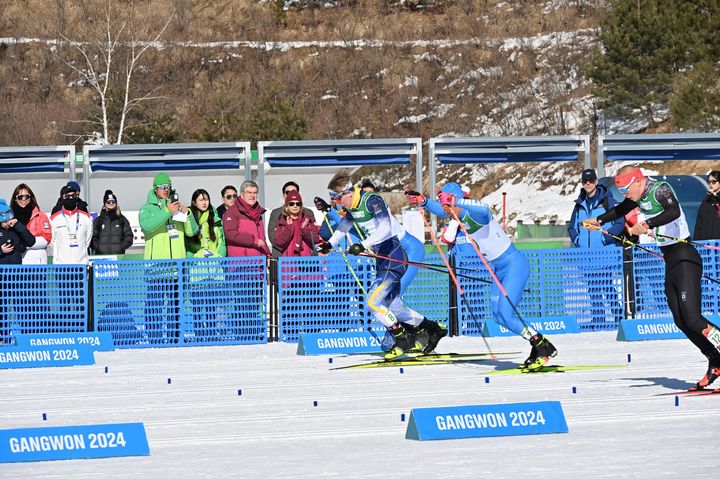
[
  {"left": 582, "top": 222, "right": 720, "bottom": 285},
  {"left": 418, "top": 206, "right": 495, "bottom": 358},
  {"left": 447, "top": 209, "right": 534, "bottom": 332},
  {"left": 653, "top": 233, "right": 720, "bottom": 251}
]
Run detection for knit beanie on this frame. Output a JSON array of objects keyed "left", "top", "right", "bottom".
[
  {"left": 104, "top": 190, "right": 117, "bottom": 204},
  {"left": 0, "top": 199, "right": 14, "bottom": 223},
  {"left": 284, "top": 190, "right": 303, "bottom": 205},
  {"left": 153, "top": 172, "right": 172, "bottom": 187}
]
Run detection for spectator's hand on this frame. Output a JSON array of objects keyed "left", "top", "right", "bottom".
[
  {"left": 302, "top": 218, "right": 310, "bottom": 229},
  {"left": 347, "top": 243, "right": 365, "bottom": 256},
  {"left": 403, "top": 187, "right": 426, "bottom": 206},
  {"left": 1, "top": 242, "right": 13, "bottom": 254},
  {"left": 257, "top": 239, "right": 266, "bottom": 248},
  {"left": 317, "top": 242, "right": 332, "bottom": 254},
  {"left": 581, "top": 218, "right": 600, "bottom": 230},
  {"left": 167, "top": 200, "right": 181, "bottom": 214},
  {"left": 314, "top": 196, "right": 332, "bottom": 212},
  {"left": 286, "top": 216, "right": 293, "bottom": 224}
]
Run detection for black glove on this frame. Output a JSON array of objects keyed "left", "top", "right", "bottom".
[
  {"left": 404, "top": 189, "right": 426, "bottom": 207},
  {"left": 314, "top": 196, "right": 332, "bottom": 212},
  {"left": 317, "top": 242, "right": 333, "bottom": 254},
  {"left": 347, "top": 243, "right": 365, "bottom": 256}
]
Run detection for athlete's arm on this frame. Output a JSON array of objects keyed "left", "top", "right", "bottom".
[
  {"left": 597, "top": 198, "right": 638, "bottom": 223},
  {"left": 645, "top": 184, "right": 681, "bottom": 229},
  {"left": 454, "top": 198, "right": 492, "bottom": 223}
]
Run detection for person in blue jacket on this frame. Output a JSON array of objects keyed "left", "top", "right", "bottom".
[
  {"left": 407, "top": 182, "right": 557, "bottom": 370},
  {"left": 568, "top": 169, "right": 625, "bottom": 248}
]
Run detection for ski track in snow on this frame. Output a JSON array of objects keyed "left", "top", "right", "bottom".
[{"left": 2, "top": 331, "right": 718, "bottom": 478}]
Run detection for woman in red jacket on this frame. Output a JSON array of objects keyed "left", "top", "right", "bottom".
[
  {"left": 10, "top": 183, "right": 52, "bottom": 264},
  {"left": 272, "top": 190, "right": 319, "bottom": 256}
]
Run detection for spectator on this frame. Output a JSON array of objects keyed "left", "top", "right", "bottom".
[
  {"left": 267, "top": 181, "right": 315, "bottom": 258},
  {"left": 49, "top": 185, "right": 93, "bottom": 264},
  {"left": 693, "top": 170, "right": 720, "bottom": 240},
  {"left": 0, "top": 199, "right": 36, "bottom": 343},
  {"left": 568, "top": 168, "right": 624, "bottom": 247},
  {"left": 10, "top": 183, "right": 51, "bottom": 264},
  {"left": 186, "top": 188, "right": 226, "bottom": 258},
  {"left": 91, "top": 190, "right": 134, "bottom": 255},
  {"left": 360, "top": 179, "right": 376, "bottom": 192},
  {"left": 51, "top": 180, "right": 88, "bottom": 215},
  {"left": 217, "top": 185, "right": 237, "bottom": 218},
  {"left": 273, "top": 190, "right": 319, "bottom": 256},
  {"left": 139, "top": 172, "right": 199, "bottom": 260},
  {"left": 224, "top": 180, "right": 271, "bottom": 257}
]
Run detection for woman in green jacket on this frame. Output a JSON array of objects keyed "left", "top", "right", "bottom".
[{"left": 186, "top": 188, "right": 226, "bottom": 258}]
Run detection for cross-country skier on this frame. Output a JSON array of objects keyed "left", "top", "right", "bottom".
[
  {"left": 585, "top": 166, "right": 720, "bottom": 390},
  {"left": 406, "top": 183, "right": 558, "bottom": 370},
  {"left": 317, "top": 170, "right": 446, "bottom": 359}
]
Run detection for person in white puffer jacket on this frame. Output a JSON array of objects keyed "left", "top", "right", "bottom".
[{"left": 10, "top": 183, "right": 52, "bottom": 264}]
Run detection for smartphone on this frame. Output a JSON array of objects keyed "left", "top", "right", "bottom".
[
  {"left": 170, "top": 192, "right": 179, "bottom": 203},
  {"left": 4, "top": 239, "right": 12, "bottom": 245}
]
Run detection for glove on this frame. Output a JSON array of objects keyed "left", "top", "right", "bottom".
[
  {"left": 404, "top": 189, "right": 426, "bottom": 206},
  {"left": 317, "top": 242, "right": 333, "bottom": 254},
  {"left": 347, "top": 243, "right": 365, "bottom": 256},
  {"left": 438, "top": 191, "right": 456, "bottom": 207},
  {"left": 314, "top": 196, "right": 332, "bottom": 212}
]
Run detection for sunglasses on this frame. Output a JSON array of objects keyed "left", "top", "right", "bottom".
[
  {"left": 617, "top": 180, "right": 635, "bottom": 195},
  {"left": 105, "top": 200, "right": 117, "bottom": 205},
  {"left": 709, "top": 180, "right": 718, "bottom": 185},
  {"left": 225, "top": 194, "right": 238, "bottom": 200},
  {"left": 62, "top": 193, "right": 78, "bottom": 199},
  {"left": 328, "top": 187, "right": 354, "bottom": 201},
  {"left": 287, "top": 202, "right": 302, "bottom": 207},
  {"left": 156, "top": 184, "right": 172, "bottom": 191},
  {"left": 582, "top": 179, "right": 595, "bottom": 185},
  {"left": 15, "top": 194, "right": 31, "bottom": 201}
]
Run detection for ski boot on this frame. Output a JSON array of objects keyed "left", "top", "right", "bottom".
[
  {"left": 406, "top": 324, "right": 428, "bottom": 354},
  {"left": 384, "top": 323, "right": 415, "bottom": 360},
  {"left": 525, "top": 334, "right": 557, "bottom": 371},
  {"left": 417, "top": 318, "right": 447, "bottom": 354},
  {"left": 689, "top": 362, "right": 720, "bottom": 391}
]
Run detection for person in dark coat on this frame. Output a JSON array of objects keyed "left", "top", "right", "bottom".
[
  {"left": 0, "top": 198, "right": 36, "bottom": 343},
  {"left": 693, "top": 170, "right": 720, "bottom": 241},
  {"left": 91, "top": 190, "right": 134, "bottom": 255}
]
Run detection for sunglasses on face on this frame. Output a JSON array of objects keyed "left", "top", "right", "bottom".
[
  {"left": 709, "top": 180, "right": 718, "bottom": 185},
  {"left": 287, "top": 202, "right": 302, "bottom": 207},
  {"left": 62, "top": 193, "right": 78, "bottom": 199},
  {"left": 329, "top": 187, "right": 354, "bottom": 201},
  {"left": 156, "top": 185, "right": 172, "bottom": 191},
  {"left": 582, "top": 180, "right": 595, "bottom": 185},
  {"left": 225, "top": 194, "right": 238, "bottom": 200},
  {"left": 105, "top": 200, "right": 117, "bottom": 205},
  {"left": 15, "top": 194, "right": 31, "bottom": 201}
]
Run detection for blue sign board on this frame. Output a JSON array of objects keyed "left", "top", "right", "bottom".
[
  {"left": 617, "top": 318, "right": 685, "bottom": 341},
  {"left": 0, "top": 423, "right": 150, "bottom": 463},
  {"left": 483, "top": 316, "right": 579, "bottom": 337},
  {"left": 406, "top": 401, "right": 568, "bottom": 440},
  {"left": 15, "top": 332, "right": 115, "bottom": 351},
  {"left": 297, "top": 331, "right": 384, "bottom": 355},
  {"left": 0, "top": 345, "right": 95, "bottom": 369}
]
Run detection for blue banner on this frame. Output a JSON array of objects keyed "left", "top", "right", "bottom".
[
  {"left": 406, "top": 401, "right": 568, "bottom": 440},
  {"left": 616, "top": 318, "right": 685, "bottom": 341},
  {"left": 15, "top": 332, "right": 115, "bottom": 351},
  {"left": 0, "top": 423, "right": 149, "bottom": 463},
  {"left": 297, "top": 332, "right": 384, "bottom": 355},
  {"left": 0, "top": 345, "right": 95, "bottom": 369},
  {"left": 483, "top": 316, "right": 580, "bottom": 337}
]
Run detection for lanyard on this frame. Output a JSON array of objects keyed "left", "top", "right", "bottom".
[{"left": 62, "top": 210, "right": 80, "bottom": 235}]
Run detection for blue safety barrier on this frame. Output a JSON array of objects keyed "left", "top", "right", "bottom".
[
  {"left": 454, "top": 248, "right": 624, "bottom": 335},
  {"left": 92, "top": 257, "right": 267, "bottom": 348},
  {"left": 0, "top": 264, "right": 88, "bottom": 345}
]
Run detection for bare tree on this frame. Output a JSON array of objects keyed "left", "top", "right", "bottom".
[{"left": 57, "top": 2, "right": 174, "bottom": 144}]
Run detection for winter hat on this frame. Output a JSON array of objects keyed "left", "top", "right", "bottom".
[
  {"left": 439, "top": 182, "right": 465, "bottom": 199},
  {"left": 60, "top": 185, "right": 73, "bottom": 197},
  {"left": 0, "top": 199, "right": 14, "bottom": 223},
  {"left": 66, "top": 181, "right": 81, "bottom": 193},
  {"left": 104, "top": 190, "right": 117, "bottom": 204},
  {"left": 581, "top": 169, "right": 598, "bottom": 183},
  {"left": 153, "top": 172, "right": 172, "bottom": 187},
  {"left": 284, "top": 190, "right": 303, "bottom": 205}
]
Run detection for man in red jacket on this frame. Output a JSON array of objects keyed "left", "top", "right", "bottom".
[{"left": 222, "top": 180, "right": 271, "bottom": 257}]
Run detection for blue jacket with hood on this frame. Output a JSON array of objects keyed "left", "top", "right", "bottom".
[{"left": 568, "top": 183, "right": 624, "bottom": 248}]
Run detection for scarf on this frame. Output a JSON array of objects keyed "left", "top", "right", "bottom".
[
  {"left": 12, "top": 203, "right": 33, "bottom": 225},
  {"left": 289, "top": 213, "right": 304, "bottom": 255},
  {"left": 236, "top": 196, "right": 264, "bottom": 222}
]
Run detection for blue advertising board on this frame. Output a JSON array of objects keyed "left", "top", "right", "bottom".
[
  {"left": 483, "top": 316, "right": 579, "bottom": 337},
  {"left": 15, "top": 332, "right": 115, "bottom": 351},
  {"left": 616, "top": 318, "right": 685, "bottom": 341},
  {"left": 0, "top": 345, "right": 95, "bottom": 369},
  {"left": 297, "top": 331, "right": 385, "bottom": 355}
]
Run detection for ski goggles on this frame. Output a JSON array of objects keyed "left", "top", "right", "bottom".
[
  {"left": 328, "top": 183, "right": 354, "bottom": 201},
  {"left": 614, "top": 169, "right": 644, "bottom": 194}
]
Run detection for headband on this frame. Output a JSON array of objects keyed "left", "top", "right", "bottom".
[{"left": 614, "top": 168, "right": 644, "bottom": 191}]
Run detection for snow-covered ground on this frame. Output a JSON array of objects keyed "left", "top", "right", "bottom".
[{"left": 2, "top": 331, "right": 718, "bottom": 478}]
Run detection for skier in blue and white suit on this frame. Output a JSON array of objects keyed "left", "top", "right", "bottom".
[
  {"left": 407, "top": 182, "right": 558, "bottom": 370},
  {"left": 318, "top": 170, "right": 445, "bottom": 359}
]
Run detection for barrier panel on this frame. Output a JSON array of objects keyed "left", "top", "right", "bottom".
[
  {"left": 93, "top": 257, "right": 267, "bottom": 348},
  {"left": 0, "top": 264, "right": 88, "bottom": 345}
]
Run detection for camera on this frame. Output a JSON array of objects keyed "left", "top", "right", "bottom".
[{"left": 170, "top": 191, "right": 179, "bottom": 203}]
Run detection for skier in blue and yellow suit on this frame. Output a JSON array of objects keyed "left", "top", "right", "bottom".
[
  {"left": 318, "top": 170, "right": 445, "bottom": 359},
  {"left": 407, "top": 182, "right": 558, "bottom": 370}
]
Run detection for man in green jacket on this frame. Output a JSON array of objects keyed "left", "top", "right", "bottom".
[
  {"left": 139, "top": 172, "right": 199, "bottom": 344},
  {"left": 139, "top": 172, "right": 199, "bottom": 259}
]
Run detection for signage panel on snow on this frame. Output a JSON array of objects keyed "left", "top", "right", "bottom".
[
  {"left": 616, "top": 318, "right": 685, "bottom": 341},
  {"left": 15, "top": 332, "right": 115, "bottom": 351},
  {"left": 406, "top": 401, "right": 568, "bottom": 440},
  {"left": 297, "top": 331, "right": 384, "bottom": 355},
  {"left": 0, "top": 423, "right": 150, "bottom": 463},
  {"left": 0, "top": 345, "right": 95, "bottom": 369},
  {"left": 483, "top": 316, "right": 579, "bottom": 337}
]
